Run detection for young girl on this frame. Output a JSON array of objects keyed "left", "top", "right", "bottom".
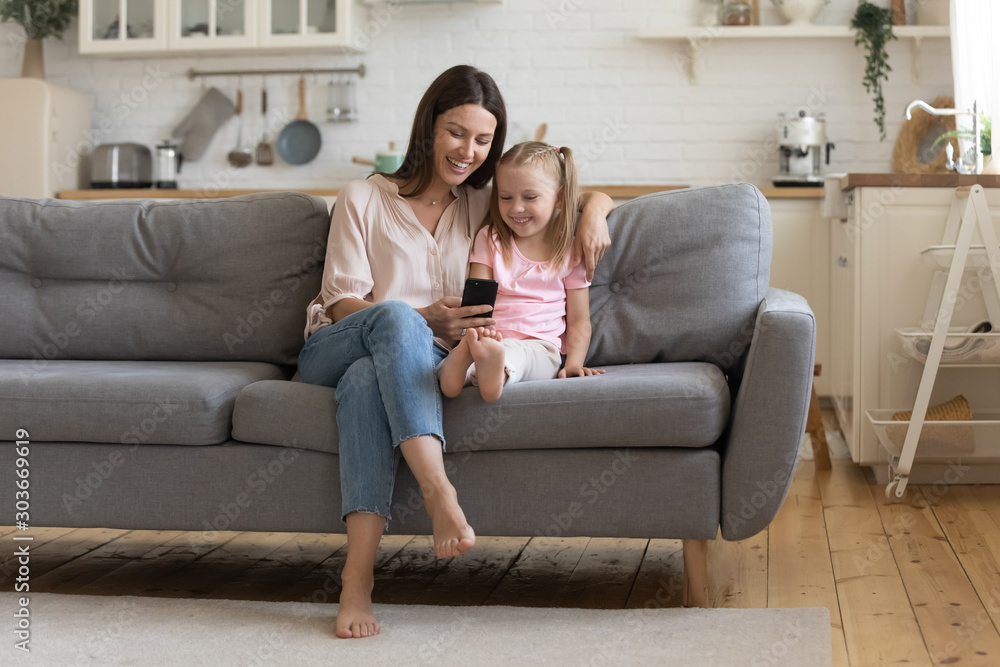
[{"left": 438, "top": 141, "right": 605, "bottom": 402}]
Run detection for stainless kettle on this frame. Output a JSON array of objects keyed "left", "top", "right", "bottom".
[{"left": 155, "top": 140, "right": 182, "bottom": 189}]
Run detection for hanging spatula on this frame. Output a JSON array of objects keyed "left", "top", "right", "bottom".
[
  {"left": 256, "top": 87, "right": 274, "bottom": 166},
  {"left": 227, "top": 86, "right": 253, "bottom": 168}
]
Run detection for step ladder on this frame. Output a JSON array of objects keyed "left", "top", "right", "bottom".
[{"left": 885, "top": 184, "right": 1000, "bottom": 500}]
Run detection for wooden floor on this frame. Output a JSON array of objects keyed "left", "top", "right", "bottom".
[{"left": 4, "top": 414, "right": 1000, "bottom": 666}]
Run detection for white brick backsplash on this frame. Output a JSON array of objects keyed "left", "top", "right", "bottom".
[
  {"left": 565, "top": 69, "right": 623, "bottom": 87},
  {"left": 529, "top": 49, "right": 587, "bottom": 70},
  {"left": 625, "top": 142, "right": 682, "bottom": 162},
  {"left": 589, "top": 49, "right": 649, "bottom": 69},
  {"left": 506, "top": 69, "right": 566, "bottom": 87},
  {"left": 0, "top": 1, "right": 956, "bottom": 190},
  {"left": 418, "top": 16, "right": 479, "bottom": 35},
  {"left": 538, "top": 10, "right": 592, "bottom": 33},
  {"left": 475, "top": 13, "right": 533, "bottom": 32},
  {"left": 473, "top": 48, "right": 531, "bottom": 71},
  {"left": 590, "top": 11, "right": 654, "bottom": 31},
  {"left": 509, "top": 31, "right": 568, "bottom": 50}
]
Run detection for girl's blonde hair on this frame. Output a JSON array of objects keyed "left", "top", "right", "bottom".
[{"left": 486, "top": 141, "right": 579, "bottom": 270}]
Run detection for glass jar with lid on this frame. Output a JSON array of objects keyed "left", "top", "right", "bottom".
[{"left": 722, "top": 1, "right": 753, "bottom": 26}]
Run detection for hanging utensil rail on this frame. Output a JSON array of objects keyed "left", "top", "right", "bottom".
[{"left": 187, "top": 64, "right": 366, "bottom": 81}]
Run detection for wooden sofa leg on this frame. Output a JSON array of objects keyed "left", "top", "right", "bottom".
[
  {"left": 808, "top": 363, "right": 832, "bottom": 470},
  {"left": 682, "top": 538, "right": 709, "bottom": 608}
]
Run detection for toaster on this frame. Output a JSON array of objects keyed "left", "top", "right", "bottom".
[{"left": 91, "top": 143, "right": 153, "bottom": 188}]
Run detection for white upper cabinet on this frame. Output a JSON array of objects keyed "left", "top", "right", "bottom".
[
  {"left": 168, "top": 0, "right": 257, "bottom": 51},
  {"left": 80, "top": 0, "right": 168, "bottom": 53},
  {"left": 260, "top": 0, "right": 352, "bottom": 49},
  {"left": 80, "top": 0, "right": 364, "bottom": 54}
]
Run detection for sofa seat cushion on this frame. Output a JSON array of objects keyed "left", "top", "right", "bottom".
[
  {"left": 232, "top": 362, "right": 730, "bottom": 456},
  {"left": 0, "top": 361, "right": 287, "bottom": 446}
]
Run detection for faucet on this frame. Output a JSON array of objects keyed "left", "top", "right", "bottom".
[{"left": 904, "top": 99, "right": 983, "bottom": 175}]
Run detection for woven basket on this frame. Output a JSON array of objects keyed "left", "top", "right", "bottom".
[
  {"left": 892, "top": 95, "right": 960, "bottom": 175},
  {"left": 887, "top": 395, "right": 976, "bottom": 454}
]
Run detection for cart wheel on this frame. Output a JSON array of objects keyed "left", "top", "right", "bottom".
[{"left": 885, "top": 480, "right": 903, "bottom": 503}]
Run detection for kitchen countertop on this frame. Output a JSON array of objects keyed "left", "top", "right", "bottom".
[
  {"left": 58, "top": 185, "right": 685, "bottom": 199},
  {"left": 840, "top": 173, "right": 1000, "bottom": 190},
  {"left": 56, "top": 185, "right": 825, "bottom": 200},
  {"left": 760, "top": 187, "right": 824, "bottom": 199}
]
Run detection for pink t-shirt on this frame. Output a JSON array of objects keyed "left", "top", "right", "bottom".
[{"left": 468, "top": 226, "right": 590, "bottom": 352}]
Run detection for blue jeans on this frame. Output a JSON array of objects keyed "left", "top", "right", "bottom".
[{"left": 297, "top": 301, "right": 448, "bottom": 525}]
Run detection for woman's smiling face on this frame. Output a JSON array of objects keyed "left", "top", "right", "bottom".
[{"left": 432, "top": 104, "right": 497, "bottom": 188}]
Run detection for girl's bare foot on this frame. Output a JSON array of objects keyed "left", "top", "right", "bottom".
[
  {"left": 336, "top": 572, "right": 380, "bottom": 639},
  {"left": 438, "top": 330, "right": 476, "bottom": 398},
  {"left": 468, "top": 328, "right": 506, "bottom": 403},
  {"left": 425, "top": 484, "right": 476, "bottom": 558}
]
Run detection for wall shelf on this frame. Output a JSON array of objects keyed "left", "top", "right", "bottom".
[{"left": 638, "top": 25, "right": 950, "bottom": 84}]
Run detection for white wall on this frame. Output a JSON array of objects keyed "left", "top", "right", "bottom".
[{"left": 0, "top": 0, "right": 953, "bottom": 190}]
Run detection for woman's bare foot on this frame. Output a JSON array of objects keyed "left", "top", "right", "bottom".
[
  {"left": 438, "top": 330, "right": 476, "bottom": 398},
  {"left": 425, "top": 484, "right": 476, "bottom": 558},
  {"left": 336, "top": 571, "right": 380, "bottom": 639},
  {"left": 468, "top": 328, "right": 506, "bottom": 403}
]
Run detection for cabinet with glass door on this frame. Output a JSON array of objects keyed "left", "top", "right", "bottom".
[
  {"left": 79, "top": 0, "right": 167, "bottom": 54},
  {"left": 168, "top": 0, "right": 257, "bottom": 50},
  {"left": 80, "top": 0, "right": 363, "bottom": 53},
  {"left": 259, "top": 0, "right": 354, "bottom": 49}
]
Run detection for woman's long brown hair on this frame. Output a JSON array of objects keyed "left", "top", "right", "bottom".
[{"left": 394, "top": 65, "right": 507, "bottom": 197}]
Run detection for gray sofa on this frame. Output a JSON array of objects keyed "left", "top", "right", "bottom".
[{"left": 0, "top": 184, "right": 815, "bottom": 606}]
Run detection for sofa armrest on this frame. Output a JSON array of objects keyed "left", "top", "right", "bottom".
[{"left": 720, "top": 287, "right": 816, "bottom": 541}]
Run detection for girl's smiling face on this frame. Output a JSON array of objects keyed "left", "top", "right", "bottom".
[
  {"left": 496, "top": 163, "right": 561, "bottom": 242},
  {"left": 432, "top": 104, "right": 497, "bottom": 188}
]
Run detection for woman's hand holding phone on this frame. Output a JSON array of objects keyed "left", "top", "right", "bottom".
[{"left": 417, "top": 297, "right": 495, "bottom": 342}]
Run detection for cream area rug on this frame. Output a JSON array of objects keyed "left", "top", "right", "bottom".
[{"left": 1, "top": 592, "right": 832, "bottom": 666}]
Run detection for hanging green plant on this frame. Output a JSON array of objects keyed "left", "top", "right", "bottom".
[
  {"left": 851, "top": 1, "right": 896, "bottom": 142},
  {"left": 0, "top": 0, "right": 77, "bottom": 41}
]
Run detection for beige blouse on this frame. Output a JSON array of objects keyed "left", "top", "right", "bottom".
[{"left": 304, "top": 174, "right": 492, "bottom": 340}]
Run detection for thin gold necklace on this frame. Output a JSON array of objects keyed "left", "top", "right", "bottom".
[{"left": 423, "top": 193, "right": 450, "bottom": 206}]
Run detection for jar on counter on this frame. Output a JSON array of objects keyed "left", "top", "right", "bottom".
[{"left": 722, "top": 1, "right": 753, "bottom": 26}]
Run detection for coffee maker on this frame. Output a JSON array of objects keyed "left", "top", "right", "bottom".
[
  {"left": 774, "top": 108, "right": 835, "bottom": 186},
  {"left": 155, "top": 140, "right": 182, "bottom": 189}
]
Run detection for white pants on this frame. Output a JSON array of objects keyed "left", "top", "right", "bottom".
[{"left": 467, "top": 338, "right": 562, "bottom": 387}]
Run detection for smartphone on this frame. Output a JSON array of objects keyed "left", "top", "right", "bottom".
[{"left": 461, "top": 278, "right": 499, "bottom": 318}]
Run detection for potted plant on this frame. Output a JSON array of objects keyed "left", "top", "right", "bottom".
[
  {"left": 0, "top": 0, "right": 78, "bottom": 79},
  {"left": 932, "top": 115, "right": 993, "bottom": 166},
  {"left": 851, "top": 0, "right": 896, "bottom": 141}
]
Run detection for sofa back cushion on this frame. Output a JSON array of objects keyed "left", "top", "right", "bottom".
[
  {"left": 587, "top": 184, "right": 772, "bottom": 376},
  {"left": 0, "top": 193, "right": 328, "bottom": 365}
]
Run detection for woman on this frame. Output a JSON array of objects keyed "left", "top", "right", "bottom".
[{"left": 298, "top": 65, "right": 612, "bottom": 639}]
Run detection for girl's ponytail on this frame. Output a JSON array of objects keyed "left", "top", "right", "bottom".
[{"left": 548, "top": 146, "right": 580, "bottom": 270}]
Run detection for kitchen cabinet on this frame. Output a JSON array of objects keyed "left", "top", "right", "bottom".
[
  {"left": 79, "top": 0, "right": 168, "bottom": 54},
  {"left": 259, "top": 0, "right": 354, "bottom": 49},
  {"left": 80, "top": 0, "right": 365, "bottom": 54},
  {"left": 829, "top": 205, "right": 857, "bottom": 453},
  {"left": 168, "top": 0, "right": 257, "bottom": 51},
  {"left": 769, "top": 198, "right": 830, "bottom": 396},
  {"left": 826, "top": 183, "right": 1000, "bottom": 476}
]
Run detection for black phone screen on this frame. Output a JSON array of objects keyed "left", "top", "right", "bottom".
[{"left": 461, "top": 278, "right": 499, "bottom": 318}]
